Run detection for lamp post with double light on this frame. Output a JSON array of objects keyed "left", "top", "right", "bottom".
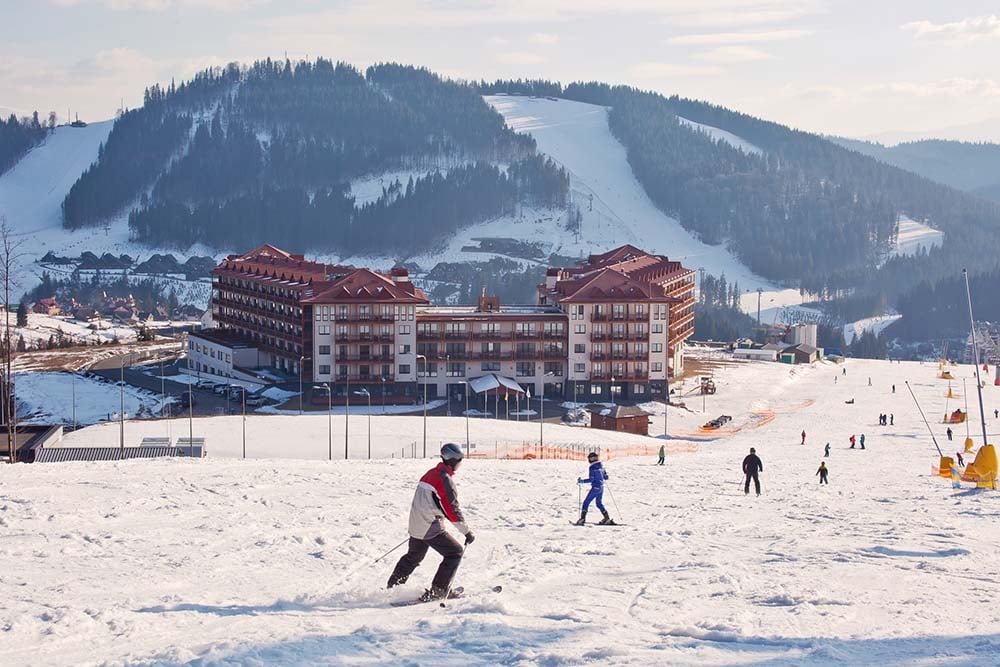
[
  {"left": 416, "top": 353, "right": 427, "bottom": 458},
  {"left": 356, "top": 387, "right": 371, "bottom": 459},
  {"left": 230, "top": 384, "right": 246, "bottom": 458}
]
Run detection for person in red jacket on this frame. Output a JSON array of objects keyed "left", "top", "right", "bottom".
[{"left": 386, "top": 443, "right": 475, "bottom": 601}]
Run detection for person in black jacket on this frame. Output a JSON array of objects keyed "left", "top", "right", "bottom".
[{"left": 743, "top": 447, "right": 763, "bottom": 496}]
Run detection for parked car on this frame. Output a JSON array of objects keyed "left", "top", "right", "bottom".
[
  {"left": 178, "top": 392, "right": 196, "bottom": 408},
  {"left": 195, "top": 380, "right": 217, "bottom": 391},
  {"left": 245, "top": 396, "right": 269, "bottom": 407}
]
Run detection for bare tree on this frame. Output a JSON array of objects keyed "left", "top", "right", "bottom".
[{"left": 1, "top": 217, "right": 26, "bottom": 463}]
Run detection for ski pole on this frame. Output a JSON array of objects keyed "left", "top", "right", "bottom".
[
  {"left": 605, "top": 483, "right": 624, "bottom": 522},
  {"left": 373, "top": 538, "right": 409, "bottom": 564}
]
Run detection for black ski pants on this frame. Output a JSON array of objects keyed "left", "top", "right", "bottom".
[
  {"left": 819, "top": 473, "right": 828, "bottom": 485},
  {"left": 744, "top": 471, "right": 760, "bottom": 495},
  {"left": 389, "top": 533, "right": 464, "bottom": 592}
]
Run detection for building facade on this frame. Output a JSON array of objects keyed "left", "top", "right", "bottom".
[{"left": 205, "top": 243, "right": 694, "bottom": 403}]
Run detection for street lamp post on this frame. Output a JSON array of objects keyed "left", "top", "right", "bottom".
[
  {"left": 314, "top": 383, "right": 332, "bottom": 460},
  {"left": 458, "top": 380, "right": 470, "bottom": 455},
  {"left": 299, "top": 355, "right": 306, "bottom": 415},
  {"left": 71, "top": 369, "right": 76, "bottom": 431},
  {"left": 356, "top": 388, "right": 371, "bottom": 459},
  {"left": 446, "top": 354, "right": 451, "bottom": 417},
  {"left": 345, "top": 371, "right": 350, "bottom": 460},
  {"left": 119, "top": 358, "right": 127, "bottom": 450},
  {"left": 539, "top": 371, "right": 555, "bottom": 456},
  {"left": 185, "top": 335, "right": 193, "bottom": 442},
  {"left": 230, "top": 384, "right": 246, "bottom": 459},
  {"left": 416, "top": 354, "right": 427, "bottom": 458},
  {"left": 380, "top": 376, "right": 386, "bottom": 414}
]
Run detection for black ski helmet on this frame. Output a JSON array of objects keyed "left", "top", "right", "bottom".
[
  {"left": 750, "top": 447, "right": 756, "bottom": 454},
  {"left": 441, "top": 443, "right": 464, "bottom": 463},
  {"left": 587, "top": 451, "right": 599, "bottom": 462}
]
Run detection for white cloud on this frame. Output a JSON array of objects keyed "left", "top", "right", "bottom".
[
  {"left": 863, "top": 78, "right": 1000, "bottom": 99},
  {"left": 48, "top": 0, "right": 260, "bottom": 10},
  {"left": 668, "top": 29, "right": 811, "bottom": 45},
  {"left": 529, "top": 32, "right": 559, "bottom": 44},
  {"left": 901, "top": 15, "right": 1000, "bottom": 42},
  {"left": 496, "top": 51, "right": 546, "bottom": 65},
  {"left": 630, "top": 62, "right": 725, "bottom": 78},
  {"left": 694, "top": 45, "right": 773, "bottom": 63}
]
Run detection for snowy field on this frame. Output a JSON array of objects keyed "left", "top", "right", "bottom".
[
  {"left": 16, "top": 371, "right": 175, "bottom": 426},
  {"left": 3, "top": 357, "right": 1000, "bottom": 665}
]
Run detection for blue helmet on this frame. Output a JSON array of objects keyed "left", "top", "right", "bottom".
[
  {"left": 441, "top": 443, "right": 464, "bottom": 462},
  {"left": 587, "top": 451, "right": 599, "bottom": 462}
]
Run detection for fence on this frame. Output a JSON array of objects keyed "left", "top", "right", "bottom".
[{"left": 389, "top": 439, "right": 698, "bottom": 461}]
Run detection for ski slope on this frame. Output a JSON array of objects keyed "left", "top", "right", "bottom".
[
  {"left": 484, "top": 95, "right": 805, "bottom": 314},
  {"left": 4, "top": 357, "right": 1000, "bottom": 665},
  {"left": 677, "top": 115, "right": 764, "bottom": 156}
]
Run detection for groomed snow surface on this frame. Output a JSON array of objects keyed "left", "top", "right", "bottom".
[{"left": 3, "top": 357, "right": 1000, "bottom": 665}]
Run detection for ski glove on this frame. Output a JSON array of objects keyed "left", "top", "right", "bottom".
[{"left": 464, "top": 531, "right": 476, "bottom": 545}]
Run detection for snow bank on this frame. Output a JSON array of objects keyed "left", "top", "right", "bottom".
[{"left": 677, "top": 116, "right": 763, "bottom": 156}]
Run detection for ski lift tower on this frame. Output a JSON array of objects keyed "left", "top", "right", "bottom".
[{"left": 963, "top": 322, "right": 1000, "bottom": 366}]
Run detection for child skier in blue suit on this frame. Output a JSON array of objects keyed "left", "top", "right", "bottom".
[{"left": 574, "top": 452, "right": 615, "bottom": 525}]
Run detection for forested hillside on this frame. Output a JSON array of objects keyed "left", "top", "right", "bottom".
[
  {"left": 831, "top": 137, "right": 1000, "bottom": 202},
  {"left": 61, "top": 60, "right": 566, "bottom": 254},
  {"left": 480, "top": 80, "right": 1000, "bottom": 322},
  {"left": 1, "top": 112, "right": 50, "bottom": 175}
]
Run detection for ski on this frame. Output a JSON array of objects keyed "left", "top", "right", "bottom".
[
  {"left": 569, "top": 521, "right": 625, "bottom": 526},
  {"left": 390, "top": 585, "right": 502, "bottom": 608}
]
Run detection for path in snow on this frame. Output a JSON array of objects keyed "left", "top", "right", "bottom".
[{"left": 3, "top": 357, "right": 1000, "bottom": 665}]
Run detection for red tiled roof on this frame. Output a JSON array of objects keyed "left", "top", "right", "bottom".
[
  {"left": 554, "top": 268, "right": 669, "bottom": 303},
  {"left": 304, "top": 268, "right": 429, "bottom": 304},
  {"left": 215, "top": 244, "right": 351, "bottom": 284}
]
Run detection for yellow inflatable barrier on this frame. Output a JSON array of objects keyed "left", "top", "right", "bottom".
[
  {"left": 964, "top": 437, "right": 975, "bottom": 454},
  {"left": 962, "top": 445, "right": 998, "bottom": 489},
  {"left": 939, "top": 456, "right": 954, "bottom": 477},
  {"left": 939, "top": 371, "right": 955, "bottom": 380}
]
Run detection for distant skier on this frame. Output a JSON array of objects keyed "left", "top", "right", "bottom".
[
  {"left": 892, "top": 384, "right": 896, "bottom": 394},
  {"left": 849, "top": 434, "right": 856, "bottom": 449},
  {"left": 834, "top": 375, "right": 838, "bottom": 384},
  {"left": 956, "top": 452, "right": 965, "bottom": 467},
  {"left": 995, "top": 409, "right": 998, "bottom": 419},
  {"left": 860, "top": 433, "right": 866, "bottom": 450},
  {"left": 816, "top": 461, "right": 829, "bottom": 485},
  {"left": 742, "top": 447, "right": 763, "bottom": 496},
  {"left": 386, "top": 443, "right": 474, "bottom": 602},
  {"left": 801, "top": 430, "right": 806, "bottom": 445},
  {"left": 843, "top": 368, "right": 847, "bottom": 376},
  {"left": 575, "top": 452, "right": 614, "bottom": 525},
  {"left": 657, "top": 444, "right": 665, "bottom": 466},
  {"left": 824, "top": 442, "right": 831, "bottom": 458},
  {"left": 868, "top": 377, "right": 872, "bottom": 386},
  {"left": 947, "top": 427, "right": 953, "bottom": 441},
  {"left": 890, "top": 413, "right": 894, "bottom": 426}
]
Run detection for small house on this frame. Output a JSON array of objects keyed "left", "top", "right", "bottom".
[
  {"left": 589, "top": 405, "right": 651, "bottom": 436},
  {"left": 32, "top": 297, "right": 61, "bottom": 315}
]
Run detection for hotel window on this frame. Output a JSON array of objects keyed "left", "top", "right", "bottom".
[
  {"left": 574, "top": 343, "right": 586, "bottom": 353},
  {"left": 399, "top": 325, "right": 410, "bottom": 335},
  {"left": 652, "top": 323, "right": 664, "bottom": 334},
  {"left": 574, "top": 363, "right": 586, "bottom": 373},
  {"left": 612, "top": 304, "right": 625, "bottom": 319},
  {"left": 516, "top": 362, "right": 535, "bottom": 377},
  {"left": 446, "top": 362, "right": 465, "bottom": 377},
  {"left": 319, "top": 365, "right": 331, "bottom": 375},
  {"left": 574, "top": 324, "right": 586, "bottom": 334},
  {"left": 634, "top": 385, "right": 645, "bottom": 395},
  {"left": 399, "top": 364, "right": 411, "bottom": 375},
  {"left": 481, "top": 361, "right": 501, "bottom": 371},
  {"left": 544, "top": 362, "right": 562, "bottom": 375},
  {"left": 652, "top": 343, "right": 663, "bottom": 353},
  {"left": 399, "top": 344, "right": 411, "bottom": 355},
  {"left": 225, "top": 354, "right": 231, "bottom": 363},
  {"left": 359, "top": 305, "right": 371, "bottom": 320},
  {"left": 336, "top": 325, "right": 348, "bottom": 337},
  {"left": 591, "top": 385, "right": 603, "bottom": 395},
  {"left": 652, "top": 362, "right": 663, "bottom": 372},
  {"left": 318, "top": 325, "right": 331, "bottom": 335},
  {"left": 573, "top": 304, "right": 584, "bottom": 319},
  {"left": 318, "top": 345, "right": 331, "bottom": 355}
]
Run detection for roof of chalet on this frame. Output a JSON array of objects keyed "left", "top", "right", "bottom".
[
  {"left": 215, "top": 244, "right": 352, "bottom": 285},
  {"left": 304, "top": 268, "right": 429, "bottom": 304},
  {"left": 590, "top": 405, "right": 650, "bottom": 419},
  {"left": 553, "top": 268, "right": 670, "bottom": 303}
]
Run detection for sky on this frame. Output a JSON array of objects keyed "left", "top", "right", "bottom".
[{"left": 3, "top": 0, "right": 1000, "bottom": 142}]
